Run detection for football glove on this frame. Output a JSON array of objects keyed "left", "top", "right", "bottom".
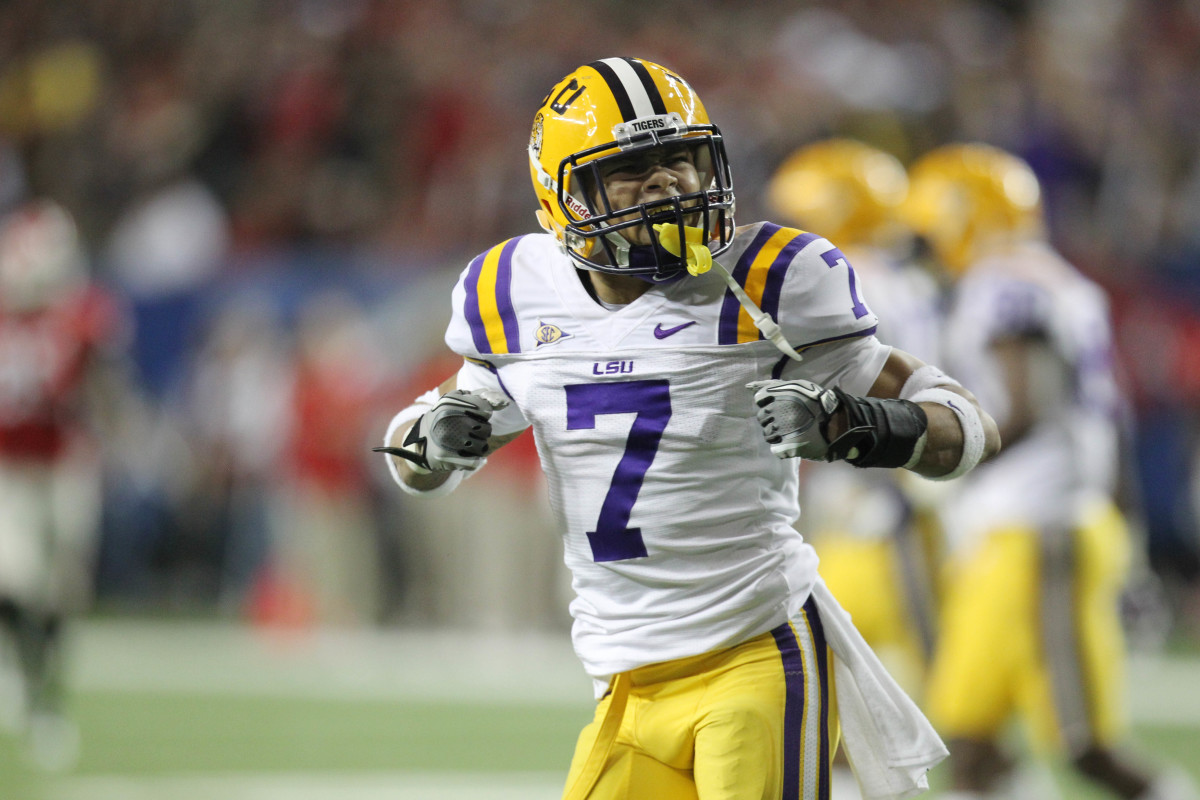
[
  {"left": 749, "top": 379, "right": 927, "bottom": 468},
  {"left": 374, "top": 389, "right": 509, "bottom": 473}
]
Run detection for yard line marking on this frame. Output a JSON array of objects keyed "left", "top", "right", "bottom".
[{"left": 49, "top": 770, "right": 567, "bottom": 800}]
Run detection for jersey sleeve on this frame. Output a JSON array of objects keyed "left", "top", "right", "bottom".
[
  {"left": 718, "top": 224, "right": 878, "bottom": 351},
  {"left": 455, "top": 358, "right": 530, "bottom": 437},
  {"left": 959, "top": 273, "right": 1055, "bottom": 345},
  {"left": 780, "top": 336, "right": 891, "bottom": 396},
  {"left": 444, "top": 237, "right": 529, "bottom": 360}
]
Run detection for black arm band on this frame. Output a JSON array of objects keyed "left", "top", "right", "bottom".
[{"left": 824, "top": 389, "right": 928, "bottom": 469}]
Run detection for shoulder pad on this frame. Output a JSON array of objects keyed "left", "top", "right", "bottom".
[
  {"left": 718, "top": 222, "right": 878, "bottom": 350},
  {"left": 447, "top": 235, "right": 531, "bottom": 357}
]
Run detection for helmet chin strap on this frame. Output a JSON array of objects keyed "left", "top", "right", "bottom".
[{"left": 654, "top": 223, "right": 804, "bottom": 363}]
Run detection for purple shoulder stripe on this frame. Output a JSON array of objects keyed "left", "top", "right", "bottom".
[
  {"left": 759, "top": 231, "right": 820, "bottom": 323},
  {"left": 718, "top": 224, "right": 778, "bottom": 345},
  {"left": 495, "top": 236, "right": 523, "bottom": 353},
  {"left": 464, "top": 250, "right": 491, "bottom": 353}
]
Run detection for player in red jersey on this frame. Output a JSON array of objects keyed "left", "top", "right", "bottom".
[{"left": 0, "top": 199, "right": 130, "bottom": 769}]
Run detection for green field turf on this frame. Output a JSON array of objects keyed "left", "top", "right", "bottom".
[{"left": 0, "top": 619, "right": 1197, "bottom": 799}]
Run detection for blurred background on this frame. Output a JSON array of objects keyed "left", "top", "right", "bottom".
[{"left": 1, "top": 0, "right": 1199, "bottom": 797}]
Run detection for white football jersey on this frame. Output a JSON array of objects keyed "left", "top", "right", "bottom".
[
  {"left": 939, "top": 240, "right": 1123, "bottom": 550},
  {"left": 443, "top": 223, "right": 889, "bottom": 685}
]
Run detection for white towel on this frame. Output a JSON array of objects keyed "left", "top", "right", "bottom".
[{"left": 811, "top": 578, "right": 949, "bottom": 800}]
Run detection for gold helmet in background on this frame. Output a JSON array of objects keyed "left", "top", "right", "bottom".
[
  {"left": 766, "top": 138, "right": 909, "bottom": 249},
  {"left": 902, "top": 143, "right": 1044, "bottom": 276}
]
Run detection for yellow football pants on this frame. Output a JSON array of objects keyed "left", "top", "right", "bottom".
[
  {"left": 925, "top": 500, "right": 1131, "bottom": 754},
  {"left": 562, "top": 599, "right": 839, "bottom": 800}
]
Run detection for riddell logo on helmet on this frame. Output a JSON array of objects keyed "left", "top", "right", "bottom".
[{"left": 564, "top": 195, "right": 592, "bottom": 219}]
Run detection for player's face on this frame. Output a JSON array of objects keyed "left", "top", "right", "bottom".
[{"left": 596, "top": 144, "right": 702, "bottom": 245}]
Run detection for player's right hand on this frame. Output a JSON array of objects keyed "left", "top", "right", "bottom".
[{"left": 374, "top": 389, "right": 509, "bottom": 473}]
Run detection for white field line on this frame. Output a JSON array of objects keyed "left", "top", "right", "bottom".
[
  {"left": 48, "top": 770, "right": 566, "bottom": 800},
  {"left": 66, "top": 620, "right": 594, "bottom": 707},
  {"left": 63, "top": 620, "right": 1200, "bottom": 725}
]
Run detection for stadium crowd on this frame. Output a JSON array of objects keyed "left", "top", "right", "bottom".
[{"left": 0, "top": 0, "right": 1199, "bottom": 640}]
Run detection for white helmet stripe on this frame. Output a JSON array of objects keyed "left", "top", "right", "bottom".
[{"left": 597, "top": 57, "right": 659, "bottom": 120}]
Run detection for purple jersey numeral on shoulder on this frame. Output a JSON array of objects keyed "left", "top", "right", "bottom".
[{"left": 820, "top": 246, "right": 870, "bottom": 319}]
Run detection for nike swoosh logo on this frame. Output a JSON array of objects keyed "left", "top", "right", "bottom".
[{"left": 654, "top": 321, "right": 697, "bottom": 339}]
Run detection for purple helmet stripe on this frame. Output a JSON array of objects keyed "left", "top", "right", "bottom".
[{"left": 718, "top": 223, "right": 778, "bottom": 345}]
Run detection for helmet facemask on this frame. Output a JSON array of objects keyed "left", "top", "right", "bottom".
[{"left": 558, "top": 116, "right": 734, "bottom": 283}]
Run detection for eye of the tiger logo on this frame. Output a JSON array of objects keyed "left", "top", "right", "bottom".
[{"left": 530, "top": 113, "right": 544, "bottom": 157}]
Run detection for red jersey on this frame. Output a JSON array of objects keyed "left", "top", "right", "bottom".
[{"left": 0, "top": 286, "right": 124, "bottom": 460}]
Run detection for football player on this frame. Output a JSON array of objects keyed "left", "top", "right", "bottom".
[
  {"left": 907, "top": 144, "right": 1198, "bottom": 800},
  {"left": 378, "top": 58, "right": 999, "bottom": 800},
  {"left": 0, "top": 199, "right": 129, "bottom": 769}
]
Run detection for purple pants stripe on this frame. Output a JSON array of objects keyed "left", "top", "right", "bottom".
[
  {"left": 807, "top": 598, "right": 831, "bottom": 800},
  {"left": 771, "top": 597, "right": 830, "bottom": 800}
]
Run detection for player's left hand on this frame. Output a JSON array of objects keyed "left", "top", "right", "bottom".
[
  {"left": 749, "top": 379, "right": 929, "bottom": 468},
  {"left": 748, "top": 379, "right": 842, "bottom": 460}
]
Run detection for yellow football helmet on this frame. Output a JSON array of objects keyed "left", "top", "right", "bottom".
[
  {"left": 902, "top": 143, "right": 1044, "bottom": 275},
  {"left": 528, "top": 57, "right": 734, "bottom": 282},
  {"left": 766, "top": 138, "right": 908, "bottom": 249}
]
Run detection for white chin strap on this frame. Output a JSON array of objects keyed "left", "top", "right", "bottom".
[
  {"left": 713, "top": 259, "right": 804, "bottom": 362},
  {"left": 654, "top": 223, "right": 803, "bottom": 362}
]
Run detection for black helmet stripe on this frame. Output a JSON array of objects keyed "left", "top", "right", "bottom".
[{"left": 588, "top": 57, "right": 667, "bottom": 121}]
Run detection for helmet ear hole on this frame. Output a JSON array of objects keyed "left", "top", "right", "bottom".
[{"left": 535, "top": 203, "right": 559, "bottom": 236}]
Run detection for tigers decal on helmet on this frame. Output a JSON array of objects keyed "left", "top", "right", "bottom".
[{"left": 529, "top": 57, "right": 735, "bottom": 282}]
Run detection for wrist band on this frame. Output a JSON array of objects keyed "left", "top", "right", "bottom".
[
  {"left": 382, "top": 393, "right": 466, "bottom": 497},
  {"left": 908, "top": 387, "right": 986, "bottom": 481}
]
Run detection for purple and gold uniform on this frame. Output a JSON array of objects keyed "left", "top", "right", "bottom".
[
  {"left": 927, "top": 239, "right": 1130, "bottom": 754},
  {"left": 444, "top": 224, "right": 889, "bottom": 799}
]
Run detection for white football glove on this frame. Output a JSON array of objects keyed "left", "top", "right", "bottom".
[
  {"left": 374, "top": 389, "right": 509, "bottom": 473},
  {"left": 749, "top": 379, "right": 841, "bottom": 460},
  {"left": 749, "top": 378, "right": 929, "bottom": 468}
]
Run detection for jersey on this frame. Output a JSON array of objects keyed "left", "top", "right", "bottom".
[
  {"left": 938, "top": 240, "right": 1123, "bottom": 551},
  {"left": 442, "top": 222, "right": 889, "bottom": 686},
  {"left": 0, "top": 285, "right": 123, "bottom": 462}
]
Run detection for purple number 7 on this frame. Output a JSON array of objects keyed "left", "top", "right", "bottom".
[
  {"left": 820, "top": 246, "right": 869, "bottom": 319},
  {"left": 565, "top": 380, "right": 672, "bottom": 562}
]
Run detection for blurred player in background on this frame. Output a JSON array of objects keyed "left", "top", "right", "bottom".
[
  {"left": 767, "top": 139, "right": 947, "bottom": 800},
  {"left": 0, "top": 199, "right": 130, "bottom": 769},
  {"left": 378, "top": 58, "right": 1000, "bottom": 800},
  {"left": 905, "top": 144, "right": 1198, "bottom": 800}
]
